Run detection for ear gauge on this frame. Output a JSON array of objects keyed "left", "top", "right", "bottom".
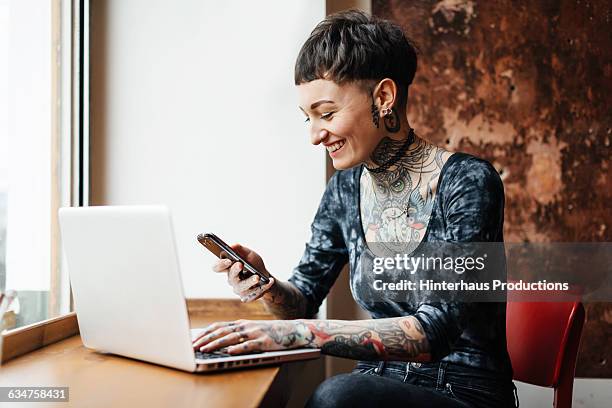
[{"left": 383, "top": 107, "right": 401, "bottom": 133}]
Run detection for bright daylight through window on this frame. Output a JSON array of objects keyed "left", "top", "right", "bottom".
[{"left": 1, "top": 0, "right": 80, "bottom": 331}]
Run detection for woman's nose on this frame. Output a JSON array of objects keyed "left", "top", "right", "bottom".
[{"left": 311, "top": 128, "right": 328, "bottom": 146}]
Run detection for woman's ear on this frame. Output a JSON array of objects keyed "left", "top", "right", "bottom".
[{"left": 375, "top": 78, "right": 398, "bottom": 111}]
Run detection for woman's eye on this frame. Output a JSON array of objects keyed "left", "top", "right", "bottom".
[{"left": 303, "top": 112, "right": 333, "bottom": 123}]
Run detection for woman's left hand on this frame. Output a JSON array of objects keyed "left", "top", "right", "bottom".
[{"left": 192, "top": 319, "right": 312, "bottom": 355}]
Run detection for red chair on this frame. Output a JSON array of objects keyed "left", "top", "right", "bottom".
[{"left": 506, "top": 300, "right": 586, "bottom": 408}]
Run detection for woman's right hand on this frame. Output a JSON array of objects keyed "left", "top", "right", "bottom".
[{"left": 212, "top": 243, "right": 276, "bottom": 302}]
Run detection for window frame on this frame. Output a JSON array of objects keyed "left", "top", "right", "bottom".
[{"left": 2, "top": 0, "right": 89, "bottom": 336}]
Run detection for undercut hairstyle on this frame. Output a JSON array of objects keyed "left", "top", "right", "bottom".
[{"left": 294, "top": 9, "right": 419, "bottom": 109}]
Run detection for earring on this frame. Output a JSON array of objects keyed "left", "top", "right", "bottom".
[{"left": 381, "top": 107, "right": 391, "bottom": 116}]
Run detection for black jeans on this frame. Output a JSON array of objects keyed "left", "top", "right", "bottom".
[{"left": 306, "top": 360, "right": 519, "bottom": 408}]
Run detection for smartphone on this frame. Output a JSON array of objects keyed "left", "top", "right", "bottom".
[{"left": 197, "top": 233, "right": 270, "bottom": 284}]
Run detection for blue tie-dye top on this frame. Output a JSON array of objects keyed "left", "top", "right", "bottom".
[{"left": 288, "top": 151, "right": 513, "bottom": 376}]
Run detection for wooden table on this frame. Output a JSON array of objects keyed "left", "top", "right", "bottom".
[{"left": 0, "top": 299, "right": 325, "bottom": 407}]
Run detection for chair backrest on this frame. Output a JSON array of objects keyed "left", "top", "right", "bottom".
[{"left": 506, "top": 300, "right": 585, "bottom": 406}]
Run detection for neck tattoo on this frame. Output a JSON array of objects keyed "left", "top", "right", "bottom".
[
  {"left": 365, "top": 127, "right": 415, "bottom": 174},
  {"left": 370, "top": 146, "right": 425, "bottom": 220}
]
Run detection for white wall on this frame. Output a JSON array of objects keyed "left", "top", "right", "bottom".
[{"left": 90, "top": 0, "right": 326, "bottom": 298}]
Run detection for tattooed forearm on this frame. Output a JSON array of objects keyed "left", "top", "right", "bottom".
[
  {"left": 260, "top": 281, "right": 308, "bottom": 319},
  {"left": 298, "top": 316, "right": 431, "bottom": 362},
  {"left": 195, "top": 317, "right": 430, "bottom": 359},
  {"left": 319, "top": 333, "right": 381, "bottom": 360},
  {"left": 260, "top": 320, "right": 311, "bottom": 347}
]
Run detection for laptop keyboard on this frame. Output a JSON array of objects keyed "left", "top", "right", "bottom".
[{"left": 195, "top": 350, "right": 232, "bottom": 360}]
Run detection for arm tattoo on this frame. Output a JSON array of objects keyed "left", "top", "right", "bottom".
[
  {"left": 260, "top": 320, "right": 313, "bottom": 348},
  {"left": 300, "top": 316, "right": 431, "bottom": 361},
  {"left": 260, "top": 281, "right": 308, "bottom": 319}
]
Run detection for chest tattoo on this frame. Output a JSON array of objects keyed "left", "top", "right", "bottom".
[{"left": 360, "top": 142, "right": 448, "bottom": 254}]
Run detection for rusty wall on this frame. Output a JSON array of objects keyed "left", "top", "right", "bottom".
[{"left": 372, "top": 0, "right": 611, "bottom": 377}]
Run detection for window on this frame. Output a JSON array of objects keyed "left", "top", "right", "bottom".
[{"left": 1, "top": 0, "right": 87, "bottom": 330}]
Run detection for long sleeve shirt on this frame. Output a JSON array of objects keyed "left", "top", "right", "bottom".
[{"left": 288, "top": 152, "right": 513, "bottom": 376}]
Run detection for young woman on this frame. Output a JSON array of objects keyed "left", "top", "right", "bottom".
[{"left": 193, "top": 10, "right": 518, "bottom": 408}]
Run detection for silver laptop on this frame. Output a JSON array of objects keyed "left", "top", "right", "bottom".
[{"left": 58, "top": 205, "right": 320, "bottom": 372}]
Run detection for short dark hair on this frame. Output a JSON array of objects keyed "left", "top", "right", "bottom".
[{"left": 294, "top": 9, "right": 418, "bottom": 109}]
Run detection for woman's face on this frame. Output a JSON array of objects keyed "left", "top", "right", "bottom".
[{"left": 297, "top": 79, "right": 382, "bottom": 170}]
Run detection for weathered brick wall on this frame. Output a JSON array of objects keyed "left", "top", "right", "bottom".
[{"left": 373, "top": 0, "right": 611, "bottom": 377}]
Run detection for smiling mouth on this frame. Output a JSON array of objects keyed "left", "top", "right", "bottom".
[{"left": 326, "top": 140, "right": 345, "bottom": 153}]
